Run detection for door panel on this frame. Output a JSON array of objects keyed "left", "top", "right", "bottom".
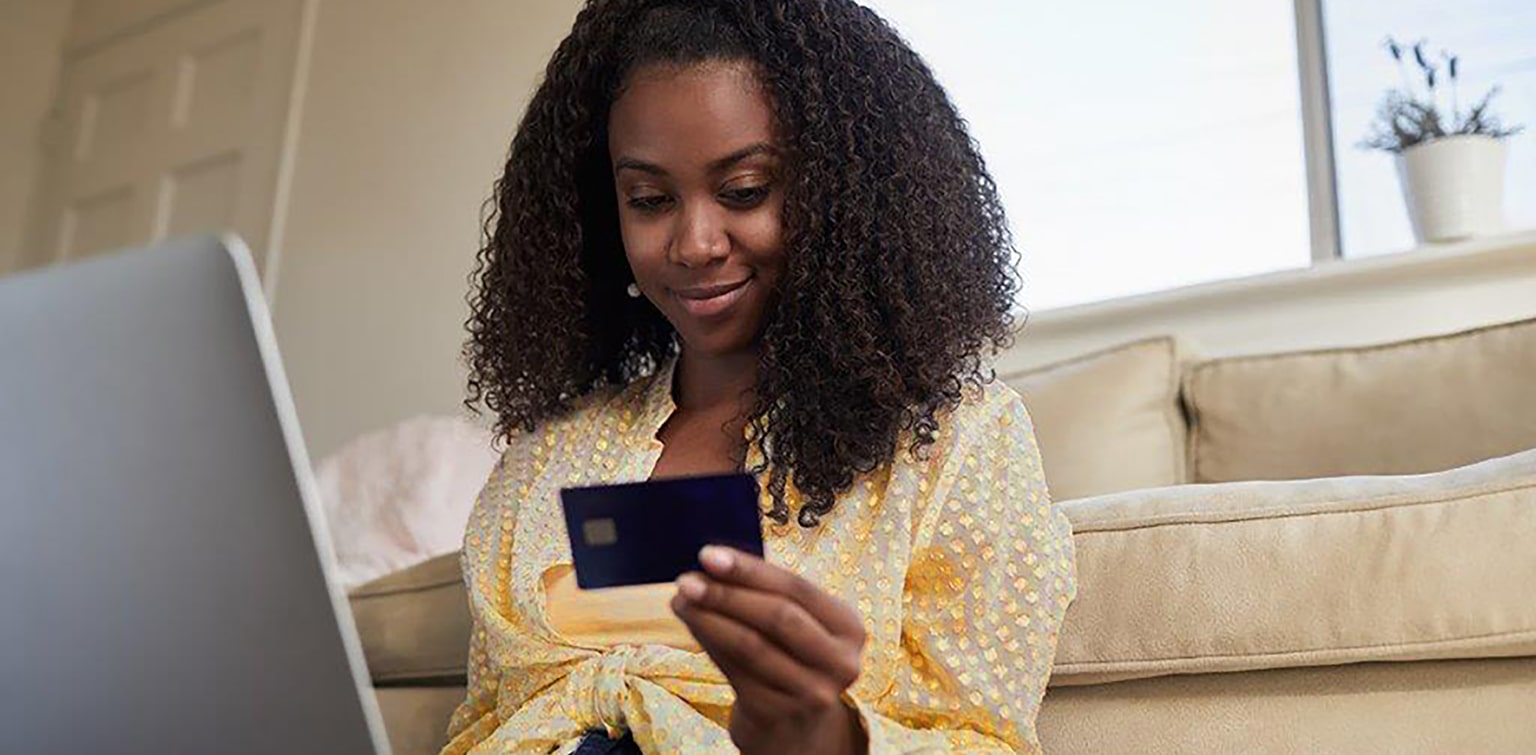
[{"left": 23, "top": 0, "right": 303, "bottom": 282}]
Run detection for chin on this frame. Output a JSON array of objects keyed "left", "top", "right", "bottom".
[{"left": 676, "top": 325, "right": 761, "bottom": 358}]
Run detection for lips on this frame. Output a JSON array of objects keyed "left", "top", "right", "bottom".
[{"left": 672, "top": 277, "right": 752, "bottom": 318}]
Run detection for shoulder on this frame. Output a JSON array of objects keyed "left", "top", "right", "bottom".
[
  {"left": 900, "top": 378, "right": 1052, "bottom": 552},
  {"left": 504, "top": 375, "right": 642, "bottom": 444},
  {"left": 489, "top": 368, "right": 663, "bottom": 473},
  {"left": 466, "top": 373, "right": 655, "bottom": 541},
  {"left": 890, "top": 378, "right": 1041, "bottom": 485},
  {"left": 941, "top": 378, "right": 1036, "bottom": 446},
  {"left": 916, "top": 378, "right": 1046, "bottom": 493}
]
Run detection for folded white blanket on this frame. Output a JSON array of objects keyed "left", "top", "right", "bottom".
[{"left": 315, "top": 415, "right": 499, "bottom": 587}]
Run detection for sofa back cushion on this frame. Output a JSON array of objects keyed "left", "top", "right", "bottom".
[
  {"left": 1002, "top": 337, "right": 1187, "bottom": 501},
  {"left": 1184, "top": 315, "right": 1536, "bottom": 483}
]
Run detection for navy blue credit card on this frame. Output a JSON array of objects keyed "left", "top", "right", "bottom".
[{"left": 560, "top": 473, "right": 765, "bottom": 590}]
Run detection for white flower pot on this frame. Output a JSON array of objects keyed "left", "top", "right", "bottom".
[{"left": 1395, "top": 134, "right": 1507, "bottom": 244}]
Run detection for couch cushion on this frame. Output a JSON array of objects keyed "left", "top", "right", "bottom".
[
  {"left": 1052, "top": 448, "right": 1536, "bottom": 686},
  {"left": 375, "top": 686, "right": 467, "bottom": 755},
  {"left": 348, "top": 552, "right": 471, "bottom": 684},
  {"left": 382, "top": 660, "right": 1536, "bottom": 755},
  {"left": 1002, "top": 336, "right": 1187, "bottom": 501},
  {"left": 1184, "top": 316, "right": 1536, "bottom": 483}
]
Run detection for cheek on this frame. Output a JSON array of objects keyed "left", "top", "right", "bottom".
[
  {"left": 619, "top": 215, "right": 668, "bottom": 278},
  {"left": 739, "top": 199, "right": 787, "bottom": 273}
]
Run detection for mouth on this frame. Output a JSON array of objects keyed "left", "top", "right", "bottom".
[{"left": 671, "top": 277, "right": 753, "bottom": 318}]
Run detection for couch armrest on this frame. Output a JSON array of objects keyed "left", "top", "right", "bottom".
[{"left": 349, "top": 553, "right": 471, "bottom": 684}]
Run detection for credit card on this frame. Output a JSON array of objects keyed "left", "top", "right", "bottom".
[{"left": 560, "top": 472, "right": 764, "bottom": 589}]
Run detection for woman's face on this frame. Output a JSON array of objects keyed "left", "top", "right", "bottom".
[{"left": 608, "top": 61, "right": 787, "bottom": 358}]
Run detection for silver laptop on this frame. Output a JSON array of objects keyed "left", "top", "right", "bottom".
[{"left": 0, "top": 236, "right": 391, "bottom": 754}]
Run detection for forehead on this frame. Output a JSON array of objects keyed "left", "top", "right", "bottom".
[{"left": 608, "top": 61, "right": 777, "bottom": 162}]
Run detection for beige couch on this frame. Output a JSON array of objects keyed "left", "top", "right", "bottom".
[{"left": 350, "top": 316, "right": 1536, "bottom": 754}]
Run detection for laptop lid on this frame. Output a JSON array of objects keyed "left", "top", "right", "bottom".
[{"left": 0, "top": 236, "right": 391, "bottom": 754}]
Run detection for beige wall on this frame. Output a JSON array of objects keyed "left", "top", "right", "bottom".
[
  {"left": 0, "top": 0, "right": 73, "bottom": 273},
  {"left": 271, "top": 0, "right": 582, "bottom": 457},
  {"left": 65, "top": 0, "right": 209, "bottom": 51}
]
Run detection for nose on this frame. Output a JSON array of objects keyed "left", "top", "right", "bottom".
[{"left": 669, "top": 201, "right": 730, "bottom": 268}]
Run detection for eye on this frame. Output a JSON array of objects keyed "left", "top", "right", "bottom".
[
  {"left": 627, "top": 194, "right": 673, "bottom": 213},
  {"left": 720, "top": 185, "right": 770, "bottom": 207}
]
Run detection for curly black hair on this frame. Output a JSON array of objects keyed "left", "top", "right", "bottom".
[{"left": 465, "top": 0, "right": 1019, "bottom": 526}]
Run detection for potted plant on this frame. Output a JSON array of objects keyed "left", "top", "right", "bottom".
[{"left": 1360, "top": 38, "right": 1524, "bottom": 244}]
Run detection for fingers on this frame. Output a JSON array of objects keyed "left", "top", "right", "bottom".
[
  {"left": 698, "top": 546, "right": 867, "bottom": 642},
  {"left": 676, "top": 572, "right": 860, "bottom": 688},
  {"left": 671, "top": 592, "right": 843, "bottom": 713},
  {"left": 673, "top": 556, "right": 869, "bottom": 728}
]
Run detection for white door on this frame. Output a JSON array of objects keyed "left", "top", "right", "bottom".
[{"left": 20, "top": 0, "right": 305, "bottom": 284}]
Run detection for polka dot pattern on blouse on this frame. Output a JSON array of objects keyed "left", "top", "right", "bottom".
[{"left": 441, "top": 359, "right": 1076, "bottom": 755}]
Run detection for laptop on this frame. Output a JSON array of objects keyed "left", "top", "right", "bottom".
[{"left": 0, "top": 236, "right": 392, "bottom": 754}]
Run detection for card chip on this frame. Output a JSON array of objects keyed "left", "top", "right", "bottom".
[{"left": 582, "top": 517, "right": 618, "bottom": 547}]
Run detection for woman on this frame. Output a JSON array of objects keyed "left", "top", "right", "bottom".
[{"left": 447, "top": 1, "right": 1075, "bottom": 753}]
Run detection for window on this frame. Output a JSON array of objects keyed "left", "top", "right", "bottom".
[
  {"left": 863, "top": 1, "right": 1535, "bottom": 309},
  {"left": 864, "top": 0, "right": 1313, "bottom": 310},
  {"left": 1323, "top": 0, "right": 1536, "bottom": 258}
]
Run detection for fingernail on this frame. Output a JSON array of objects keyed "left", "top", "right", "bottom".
[
  {"left": 700, "top": 546, "right": 733, "bottom": 572},
  {"left": 676, "top": 573, "right": 706, "bottom": 600}
]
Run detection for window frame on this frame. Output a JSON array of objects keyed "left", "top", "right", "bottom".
[{"left": 1294, "top": 0, "right": 1344, "bottom": 264}]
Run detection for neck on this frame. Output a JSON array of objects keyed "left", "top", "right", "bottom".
[{"left": 674, "top": 345, "right": 758, "bottom": 413}]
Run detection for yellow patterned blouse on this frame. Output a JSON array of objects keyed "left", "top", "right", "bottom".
[{"left": 443, "top": 359, "right": 1076, "bottom": 755}]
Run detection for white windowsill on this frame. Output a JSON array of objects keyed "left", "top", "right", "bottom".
[
  {"left": 1030, "top": 229, "right": 1536, "bottom": 327},
  {"left": 1000, "top": 228, "right": 1536, "bottom": 371}
]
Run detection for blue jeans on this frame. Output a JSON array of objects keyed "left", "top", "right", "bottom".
[{"left": 572, "top": 730, "right": 644, "bottom": 754}]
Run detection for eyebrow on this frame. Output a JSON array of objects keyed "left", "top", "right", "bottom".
[
  {"left": 613, "top": 142, "right": 779, "bottom": 177},
  {"left": 709, "top": 143, "right": 778, "bottom": 171}
]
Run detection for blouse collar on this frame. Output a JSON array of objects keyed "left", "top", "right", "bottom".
[
  {"left": 629, "top": 354, "right": 678, "bottom": 451},
  {"left": 626, "top": 352, "right": 784, "bottom": 522},
  {"left": 626, "top": 353, "right": 768, "bottom": 470}
]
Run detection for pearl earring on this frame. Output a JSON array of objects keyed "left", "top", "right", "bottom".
[{"left": 626, "top": 282, "right": 641, "bottom": 298}]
